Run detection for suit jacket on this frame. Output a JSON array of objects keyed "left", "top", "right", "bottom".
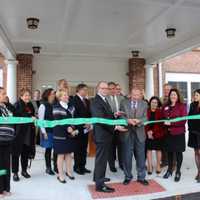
[
  {"left": 90, "top": 94, "right": 115, "bottom": 143},
  {"left": 106, "top": 95, "right": 124, "bottom": 113},
  {"left": 120, "top": 98, "right": 147, "bottom": 142},
  {"left": 72, "top": 95, "right": 91, "bottom": 133}
]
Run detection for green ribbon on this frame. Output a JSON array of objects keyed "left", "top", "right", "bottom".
[
  {"left": 0, "top": 170, "right": 7, "bottom": 176},
  {"left": 1, "top": 114, "right": 200, "bottom": 176},
  {"left": 0, "top": 115, "right": 200, "bottom": 128}
]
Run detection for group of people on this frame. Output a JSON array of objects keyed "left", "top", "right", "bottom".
[{"left": 0, "top": 79, "right": 200, "bottom": 197}]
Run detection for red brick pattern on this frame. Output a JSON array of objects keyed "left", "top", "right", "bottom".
[
  {"left": 0, "top": 55, "right": 7, "bottom": 90},
  {"left": 88, "top": 179, "right": 166, "bottom": 199},
  {"left": 16, "top": 54, "right": 33, "bottom": 97},
  {"left": 128, "top": 58, "right": 145, "bottom": 92},
  {"left": 154, "top": 64, "right": 159, "bottom": 96}
]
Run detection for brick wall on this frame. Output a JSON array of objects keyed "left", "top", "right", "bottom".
[
  {"left": 16, "top": 54, "right": 33, "bottom": 97},
  {"left": 162, "top": 51, "right": 200, "bottom": 80},
  {"left": 128, "top": 58, "right": 145, "bottom": 92},
  {"left": 0, "top": 55, "right": 7, "bottom": 89},
  {"left": 153, "top": 64, "right": 159, "bottom": 96}
]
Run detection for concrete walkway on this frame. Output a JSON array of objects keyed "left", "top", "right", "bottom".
[{"left": 6, "top": 146, "right": 200, "bottom": 200}]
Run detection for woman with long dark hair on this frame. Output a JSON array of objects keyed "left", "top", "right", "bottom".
[
  {"left": 39, "top": 88, "right": 56, "bottom": 175},
  {"left": 188, "top": 89, "right": 200, "bottom": 182},
  {"left": 162, "top": 88, "right": 187, "bottom": 182},
  {"left": 145, "top": 96, "right": 164, "bottom": 175}
]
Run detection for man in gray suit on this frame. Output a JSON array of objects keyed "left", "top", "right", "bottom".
[
  {"left": 120, "top": 88, "right": 149, "bottom": 186},
  {"left": 106, "top": 82, "right": 124, "bottom": 171}
]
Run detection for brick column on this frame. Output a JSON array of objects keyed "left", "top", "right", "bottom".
[
  {"left": 16, "top": 54, "right": 33, "bottom": 97},
  {"left": 128, "top": 58, "right": 145, "bottom": 92},
  {"left": 0, "top": 55, "right": 7, "bottom": 89}
]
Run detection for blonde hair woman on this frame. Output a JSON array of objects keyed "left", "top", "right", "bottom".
[{"left": 53, "top": 89, "right": 78, "bottom": 183}]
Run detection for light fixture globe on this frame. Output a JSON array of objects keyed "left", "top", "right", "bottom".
[
  {"left": 165, "top": 28, "right": 176, "bottom": 38},
  {"left": 131, "top": 50, "right": 140, "bottom": 58},
  {"left": 32, "top": 46, "right": 41, "bottom": 54},
  {"left": 27, "top": 18, "right": 40, "bottom": 29}
]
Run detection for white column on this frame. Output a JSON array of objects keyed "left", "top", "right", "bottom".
[
  {"left": 145, "top": 64, "right": 154, "bottom": 100},
  {"left": 158, "top": 62, "right": 163, "bottom": 98},
  {"left": 5, "top": 60, "right": 18, "bottom": 103}
]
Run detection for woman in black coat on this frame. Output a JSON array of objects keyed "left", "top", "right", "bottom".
[
  {"left": 188, "top": 89, "right": 200, "bottom": 182},
  {"left": 12, "top": 88, "right": 35, "bottom": 182},
  {"left": 0, "top": 87, "right": 15, "bottom": 198}
]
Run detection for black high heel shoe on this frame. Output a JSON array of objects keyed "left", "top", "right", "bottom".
[
  {"left": 147, "top": 166, "right": 153, "bottom": 175},
  {"left": 174, "top": 171, "right": 181, "bottom": 182},
  {"left": 66, "top": 172, "right": 75, "bottom": 180},
  {"left": 147, "top": 171, "right": 153, "bottom": 175},
  {"left": 163, "top": 170, "right": 172, "bottom": 179},
  {"left": 57, "top": 176, "right": 66, "bottom": 184},
  {"left": 156, "top": 170, "right": 162, "bottom": 174}
]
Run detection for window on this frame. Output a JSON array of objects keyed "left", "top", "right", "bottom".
[
  {"left": 168, "top": 81, "right": 187, "bottom": 103},
  {"left": 191, "top": 82, "right": 200, "bottom": 95}
]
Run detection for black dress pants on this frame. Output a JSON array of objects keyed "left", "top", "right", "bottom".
[
  {"left": 12, "top": 144, "right": 30, "bottom": 173},
  {"left": 94, "top": 141, "right": 111, "bottom": 189},
  {"left": 74, "top": 133, "right": 88, "bottom": 171},
  {"left": 0, "top": 144, "right": 11, "bottom": 193},
  {"left": 45, "top": 148, "right": 57, "bottom": 170},
  {"left": 108, "top": 131, "right": 123, "bottom": 169}
]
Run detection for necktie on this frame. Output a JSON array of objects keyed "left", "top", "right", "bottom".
[
  {"left": 112, "top": 96, "right": 119, "bottom": 112},
  {"left": 131, "top": 100, "right": 136, "bottom": 109},
  {"left": 82, "top": 98, "right": 87, "bottom": 107},
  {"left": 131, "top": 100, "right": 137, "bottom": 118}
]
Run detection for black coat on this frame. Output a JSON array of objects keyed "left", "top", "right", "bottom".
[
  {"left": 90, "top": 95, "right": 115, "bottom": 143},
  {"left": 72, "top": 95, "right": 91, "bottom": 133},
  {"left": 12, "top": 99, "right": 36, "bottom": 156},
  {"left": 188, "top": 102, "right": 200, "bottom": 134}
]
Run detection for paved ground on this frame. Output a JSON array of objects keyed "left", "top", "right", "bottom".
[{"left": 6, "top": 145, "right": 200, "bottom": 200}]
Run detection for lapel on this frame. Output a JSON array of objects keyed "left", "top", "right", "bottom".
[
  {"left": 76, "top": 95, "right": 85, "bottom": 107},
  {"left": 135, "top": 101, "right": 141, "bottom": 117},
  {"left": 96, "top": 95, "right": 112, "bottom": 113}
]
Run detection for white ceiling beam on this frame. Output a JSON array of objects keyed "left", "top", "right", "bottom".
[
  {"left": 57, "top": 0, "right": 81, "bottom": 53},
  {"left": 130, "top": 0, "right": 200, "bottom": 9},
  {"left": 146, "top": 31, "right": 200, "bottom": 64},
  {"left": 0, "top": 24, "right": 16, "bottom": 59},
  {"left": 128, "top": 0, "right": 186, "bottom": 42}
]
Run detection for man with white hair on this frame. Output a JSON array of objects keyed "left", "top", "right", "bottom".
[
  {"left": 90, "top": 81, "right": 127, "bottom": 193},
  {"left": 120, "top": 88, "right": 149, "bottom": 186}
]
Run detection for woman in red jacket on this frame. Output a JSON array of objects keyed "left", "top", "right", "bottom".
[
  {"left": 145, "top": 96, "right": 164, "bottom": 175},
  {"left": 162, "top": 88, "right": 187, "bottom": 182}
]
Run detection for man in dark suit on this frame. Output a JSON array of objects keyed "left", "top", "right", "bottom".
[
  {"left": 90, "top": 81, "right": 127, "bottom": 193},
  {"left": 120, "top": 88, "right": 149, "bottom": 186},
  {"left": 73, "top": 84, "right": 91, "bottom": 175}
]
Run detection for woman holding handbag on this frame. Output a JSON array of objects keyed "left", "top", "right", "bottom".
[
  {"left": 188, "top": 89, "right": 200, "bottom": 182},
  {"left": 39, "top": 88, "right": 56, "bottom": 175}
]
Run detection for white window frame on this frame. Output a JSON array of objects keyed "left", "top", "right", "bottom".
[{"left": 165, "top": 72, "right": 200, "bottom": 105}]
